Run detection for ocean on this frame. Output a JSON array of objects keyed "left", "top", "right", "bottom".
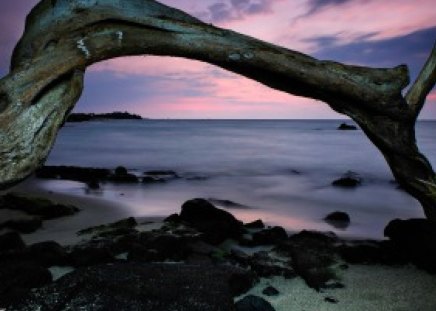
[{"left": 32, "top": 119, "right": 436, "bottom": 239}]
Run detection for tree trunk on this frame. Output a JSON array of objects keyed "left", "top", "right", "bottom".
[{"left": 0, "top": 0, "right": 435, "bottom": 222}]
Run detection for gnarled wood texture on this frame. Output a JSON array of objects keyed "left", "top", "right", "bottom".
[{"left": 0, "top": 0, "right": 435, "bottom": 222}]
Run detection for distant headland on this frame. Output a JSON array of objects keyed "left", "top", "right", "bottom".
[{"left": 66, "top": 112, "right": 143, "bottom": 122}]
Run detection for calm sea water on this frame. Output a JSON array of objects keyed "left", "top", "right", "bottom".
[{"left": 32, "top": 120, "right": 436, "bottom": 239}]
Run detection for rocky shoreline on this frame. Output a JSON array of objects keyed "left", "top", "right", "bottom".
[{"left": 1, "top": 193, "right": 436, "bottom": 310}]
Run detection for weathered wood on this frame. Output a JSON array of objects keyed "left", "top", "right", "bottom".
[{"left": 0, "top": 0, "right": 435, "bottom": 222}]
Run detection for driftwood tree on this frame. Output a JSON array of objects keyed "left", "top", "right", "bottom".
[{"left": 0, "top": 0, "right": 435, "bottom": 221}]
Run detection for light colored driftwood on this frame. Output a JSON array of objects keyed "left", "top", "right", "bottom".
[{"left": 0, "top": 0, "right": 435, "bottom": 221}]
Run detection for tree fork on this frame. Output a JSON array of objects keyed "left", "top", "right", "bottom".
[{"left": 0, "top": 0, "right": 435, "bottom": 222}]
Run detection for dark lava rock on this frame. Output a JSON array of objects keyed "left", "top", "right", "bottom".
[
  {"left": 1, "top": 216, "right": 42, "bottom": 233},
  {"left": 262, "top": 286, "right": 280, "bottom": 296},
  {"left": 325, "top": 296, "right": 339, "bottom": 303},
  {"left": 35, "top": 165, "right": 111, "bottom": 182},
  {"left": 337, "top": 123, "right": 357, "bottom": 130},
  {"left": 384, "top": 218, "right": 436, "bottom": 273},
  {"left": 109, "top": 166, "right": 139, "bottom": 183},
  {"left": 0, "top": 193, "right": 79, "bottom": 220},
  {"left": 324, "top": 211, "right": 351, "bottom": 230},
  {"left": 332, "top": 171, "right": 362, "bottom": 188},
  {"left": 0, "top": 261, "right": 52, "bottom": 307},
  {"left": 252, "top": 226, "right": 288, "bottom": 245},
  {"left": 244, "top": 219, "right": 265, "bottom": 229},
  {"left": 235, "top": 295, "right": 276, "bottom": 311},
  {"left": 0, "top": 232, "right": 25, "bottom": 251},
  {"left": 249, "top": 251, "right": 295, "bottom": 279},
  {"left": 10, "top": 263, "right": 253, "bottom": 311},
  {"left": 164, "top": 213, "right": 181, "bottom": 223},
  {"left": 27, "top": 241, "right": 69, "bottom": 267},
  {"left": 77, "top": 217, "right": 137, "bottom": 236},
  {"left": 68, "top": 244, "right": 115, "bottom": 267},
  {"left": 207, "top": 198, "right": 247, "bottom": 209},
  {"left": 86, "top": 179, "right": 100, "bottom": 190},
  {"left": 180, "top": 198, "right": 244, "bottom": 245},
  {"left": 277, "top": 231, "right": 339, "bottom": 290}
]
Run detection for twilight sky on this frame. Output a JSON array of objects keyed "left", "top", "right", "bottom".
[{"left": 1, "top": 0, "right": 435, "bottom": 119}]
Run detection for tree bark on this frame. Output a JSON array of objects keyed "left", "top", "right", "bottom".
[{"left": 0, "top": 0, "right": 435, "bottom": 222}]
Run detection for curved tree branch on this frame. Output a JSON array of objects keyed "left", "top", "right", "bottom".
[
  {"left": 406, "top": 41, "right": 436, "bottom": 117},
  {"left": 1, "top": 0, "right": 436, "bottom": 223}
]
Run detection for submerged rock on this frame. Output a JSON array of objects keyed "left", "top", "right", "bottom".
[
  {"left": 324, "top": 211, "right": 351, "bottom": 229},
  {"left": 109, "top": 166, "right": 139, "bottom": 183},
  {"left": 10, "top": 263, "right": 253, "bottom": 311},
  {"left": 332, "top": 171, "right": 362, "bottom": 188},
  {"left": 179, "top": 198, "right": 244, "bottom": 245},
  {"left": 235, "top": 295, "right": 276, "bottom": 311}
]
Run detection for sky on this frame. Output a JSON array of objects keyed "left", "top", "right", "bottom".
[{"left": 0, "top": 0, "right": 435, "bottom": 119}]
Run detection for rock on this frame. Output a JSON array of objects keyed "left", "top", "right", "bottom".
[
  {"left": 252, "top": 226, "right": 288, "bottom": 245},
  {"left": 2, "top": 216, "right": 42, "bottom": 233},
  {"left": 207, "top": 198, "right": 247, "bottom": 209},
  {"left": 0, "top": 193, "right": 79, "bottom": 219},
  {"left": 324, "top": 211, "right": 351, "bottom": 229},
  {"left": 77, "top": 217, "right": 137, "bottom": 236},
  {"left": 277, "top": 231, "right": 339, "bottom": 290},
  {"left": 180, "top": 198, "right": 244, "bottom": 245},
  {"left": 86, "top": 179, "right": 100, "bottom": 190},
  {"left": 244, "top": 219, "right": 265, "bottom": 229},
  {"left": 325, "top": 296, "right": 339, "bottom": 303},
  {"left": 262, "top": 286, "right": 279, "bottom": 296},
  {"left": 28, "top": 241, "right": 69, "bottom": 267},
  {"left": 142, "top": 176, "right": 166, "bottom": 183},
  {"left": 332, "top": 171, "right": 362, "bottom": 188},
  {"left": 0, "top": 231, "right": 25, "bottom": 251},
  {"left": 144, "top": 170, "right": 179, "bottom": 177},
  {"left": 68, "top": 244, "right": 115, "bottom": 267},
  {"left": 384, "top": 218, "right": 436, "bottom": 273},
  {"left": 249, "top": 251, "right": 295, "bottom": 279},
  {"left": 164, "top": 213, "right": 181, "bottom": 223},
  {"left": 235, "top": 295, "right": 276, "bottom": 311},
  {"left": 0, "top": 261, "right": 52, "bottom": 307},
  {"left": 337, "top": 123, "right": 357, "bottom": 130},
  {"left": 109, "top": 167, "right": 139, "bottom": 183},
  {"left": 35, "top": 165, "right": 111, "bottom": 183},
  {"left": 11, "top": 263, "right": 252, "bottom": 311}
]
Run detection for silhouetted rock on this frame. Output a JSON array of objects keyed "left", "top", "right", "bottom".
[
  {"left": 249, "top": 251, "right": 295, "bottom": 279},
  {"left": 276, "top": 231, "right": 339, "bottom": 290},
  {"left": 324, "top": 211, "right": 351, "bottom": 229},
  {"left": 332, "top": 171, "right": 362, "bottom": 188},
  {"left": 0, "top": 261, "right": 52, "bottom": 307},
  {"left": 109, "top": 166, "right": 139, "bottom": 183},
  {"left": 252, "top": 226, "right": 288, "bottom": 245},
  {"left": 0, "top": 193, "right": 79, "bottom": 220},
  {"left": 337, "top": 123, "right": 357, "bottom": 130},
  {"left": 35, "top": 165, "right": 111, "bottom": 183},
  {"left": 384, "top": 218, "right": 436, "bottom": 273},
  {"left": 262, "top": 286, "right": 279, "bottom": 296},
  {"left": 235, "top": 295, "right": 276, "bottom": 311},
  {"left": 0, "top": 232, "right": 25, "bottom": 251},
  {"left": 78, "top": 217, "right": 138, "bottom": 236},
  {"left": 27, "top": 241, "right": 69, "bottom": 267},
  {"left": 208, "top": 198, "right": 248, "bottom": 209},
  {"left": 10, "top": 263, "right": 252, "bottom": 311},
  {"left": 244, "top": 219, "right": 265, "bottom": 229},
  {"left": 179, "top": 198, "right": 244, "bottom": 245},
  {"left": 86, "top": 179, "right": 100, "bottom": 190},
  {"left": 0, "top": 216, "right": 42, "bottom": 233},
  {"left": 164, "top": 213, "right": 181, "bottom": 223}
]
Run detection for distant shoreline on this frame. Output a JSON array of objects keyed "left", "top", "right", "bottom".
[{"left": 66, "top": 112, "right": 143, "bottom": 122}]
